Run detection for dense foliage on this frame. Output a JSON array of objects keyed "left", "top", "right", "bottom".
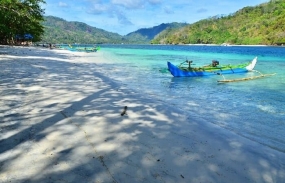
[
  {"left": 151, "top": 0, "right": 285, "bottom": 45},
  {"left": 41, "top": 16, "right": 188, "bottom": 44},
  {"left": 0, "top": 0, "right": 45, "bottom": 44}
]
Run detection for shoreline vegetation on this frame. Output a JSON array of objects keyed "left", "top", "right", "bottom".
[
  {"left": 1, "top": 45, "right": 285, "bottom": 182},
  {"left": 151, "top": 0, "right": 285, "bottom": 45},
  {"left": 0, "top": 0, "right": 45, "bottom": 45}
]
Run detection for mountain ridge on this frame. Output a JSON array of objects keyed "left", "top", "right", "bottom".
[
  {"left": 41, "top": 16, "right": 187, "bottom": 44},
  {"left": 41, "top": 0, "right": 284, "bottom": 45}
]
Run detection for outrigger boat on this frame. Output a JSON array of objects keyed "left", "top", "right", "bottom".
[
  {"left": 217, "top": 70, "right": 276, "bottom": 83},
  {"left": 167, "top": 57, "right": 258, "bottom": 77},
  {"left": 59, "top": 44, "right": 100, "bottom": 52}
]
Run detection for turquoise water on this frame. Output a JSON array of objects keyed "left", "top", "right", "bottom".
[{"left": 95, "top": 45, "right": 285, "bottom": 152}]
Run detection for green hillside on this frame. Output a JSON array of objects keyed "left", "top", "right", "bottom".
[
  {"left": 41, "top": 16, "right": 123, "bottom": 44},
  {"left": 124, "top": 23, "right": 188, "bottom": 43},
  {"left": 151, "top": 0, "right": 285, "bottom": 45}
]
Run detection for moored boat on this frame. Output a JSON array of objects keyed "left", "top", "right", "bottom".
[
  {"left": 59, "top": 45, "right": 100, "bottom": 52},
  {"left": 167, "top": 57, "right": 257, "bottom": 77}
]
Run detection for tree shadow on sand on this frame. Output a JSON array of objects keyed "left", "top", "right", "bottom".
[{"left": 0, "top": 47, "right": 285, "bottom": 183}]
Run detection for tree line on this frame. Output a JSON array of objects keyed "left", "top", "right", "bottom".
[{"left": 0, "top": 0, "right": 45, "bottom": 45}]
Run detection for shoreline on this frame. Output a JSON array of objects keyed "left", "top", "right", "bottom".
[
  {"left": 1, "top": 45, "right": 284, "bottom": 183},
  {"left": 186, "top": 43, "right": 269, "bottom": 47}
]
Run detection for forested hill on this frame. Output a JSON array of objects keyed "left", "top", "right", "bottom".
[
  {"left": 124, "top": 23, "right": 188, "bottom": 43},
  {"left": 41, "top": 16, "right": 123, "bottom": 44},
  {"left": 151, "top": 0, "right": 285, "bottom": 45},
  {"left": 41, "top": 16, "right": 187, "bottom": 44}
]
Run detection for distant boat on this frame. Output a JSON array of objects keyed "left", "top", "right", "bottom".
[
  {"left": 221, "top": 43, "right": 231, "bottom": 46},
  {"left": 167, "top": 57, "right": 257, "bottom": 77},
  {"left": 74, "top": 47, "right": 98, "bottom": 52},
  {"left": 60, "top": 45, "right": 100, "bottom": 52}
]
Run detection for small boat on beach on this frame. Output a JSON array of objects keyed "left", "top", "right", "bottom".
[
  {"left": 74, "top": 47, "right": 99, "bottom": 52},
  {"left": 58, "top": 45, "right": 100, "bottom": 52},
  {"left": 167, "top": 57, "right": 257, "bottom": 77}
]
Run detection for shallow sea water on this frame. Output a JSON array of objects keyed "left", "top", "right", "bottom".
[{"left": 91, "top": 45, "right": 285, "bottom": 152}]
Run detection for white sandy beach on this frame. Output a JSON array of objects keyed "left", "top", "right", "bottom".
[{"left": 0, "top": 45, "right": 285, "bottom": 183}]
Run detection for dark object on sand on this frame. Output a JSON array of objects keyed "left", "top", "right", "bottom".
[{"left": 121, "top": 106, "right": 128, "bottom": 116}]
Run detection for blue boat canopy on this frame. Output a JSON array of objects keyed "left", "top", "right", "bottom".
[{"left": 15, "top": 33, "right": 33, "bottom": 40}]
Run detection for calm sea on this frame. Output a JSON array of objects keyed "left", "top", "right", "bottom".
[{"left": 91, "top": 44, "right": 285, "bottom": 153}]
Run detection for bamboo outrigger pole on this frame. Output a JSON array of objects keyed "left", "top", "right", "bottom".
[{"left": 217, "top": 70, "right": 276, "bottom": 83}]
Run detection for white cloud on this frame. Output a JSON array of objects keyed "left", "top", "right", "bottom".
[
  {"left": 116, "top": 10, "right": 133, "bottom": 25},
  {"left": 58, "top": 2, "right": 68, "bottom": 7},
  {"left": 197, "top": 8, "right": 207, "bottom": 13},
  {"left": 87, "top": 3, "right": 109, "bottom": 14},
  {"left": 111, "top": 0, "right": 145, "bottom": 9},
  {"left": 163, "top": 6, "right": 174, "bottom": 14},
  {"left": 148, "top": 0, "right": 162, "bottom": 5}
]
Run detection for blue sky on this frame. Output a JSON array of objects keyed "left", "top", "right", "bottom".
[{"left": 42, "top": 0, "right": 267, "bottom": 35}]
